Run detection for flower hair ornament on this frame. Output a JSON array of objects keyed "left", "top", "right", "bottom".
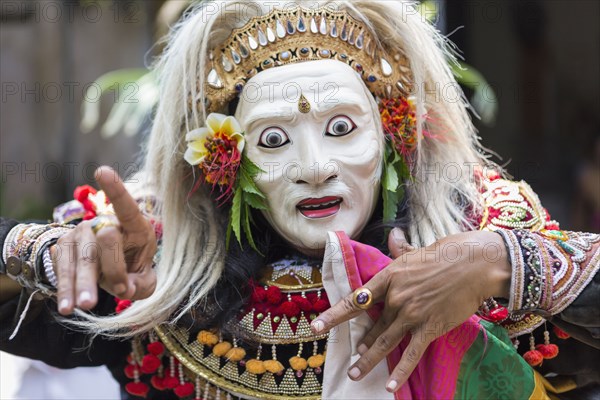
[
  {"left": 185, "top": 5, "right": 422, "bottom": 248},
  {"left": 184, "top": 113, "right": 267, "bottom": 251}
]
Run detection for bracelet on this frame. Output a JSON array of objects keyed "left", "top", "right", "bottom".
[
  {"left": 42, "top": 247, "right": 57, "bottom": 287},
  {"left": 2, "top": 223, "right": 73, "bottom": 295}
]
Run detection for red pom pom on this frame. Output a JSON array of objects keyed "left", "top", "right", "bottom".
[
  {"left": 313, "top": 299, "right": 330, "bottom": 313},
  {"left": 553, "top": 326, "right": 570, "bottom": 339},
  {"left": 125, "top": 382, "right": 149, "bottom": 398},
  {"left": 306, "top": 292, "right": 318, "bottom": 303},
  {"left": 536, "top": 344, "right": 559, "bottom": 359},
  {"left": 116, "top": 300, "right": 132, "bottom": 313},
  {"left": 163, "top": 376, "right": 179, "bottom": 389},
  {"left": 291, "top": 295, "right": 313, "bottom": 313},
  {"left": 124, "top": 364, "right": 137, "bottom": 379},
  {"left": 279, "top": 301, "right": 300, "bottom": 316},
  {"left": 523, "top": 350, "right": 544, "bottom": 366},
  {"left": 140, "top": 354, "right": 161, "bottom": 374},
  {"left": 251, "top": 287, "right": 267, "bottom": 303},
  {"left": 174, "top": 382, "right": 195, "bottom": 398},
  {"left": 74, "top": 185, "right": 97, "bottom": 203},
  {"left": 147, "top": 341, "right": 165, "bottom": 356},
  {"left": 150, "top": 375, "right": 166, "bottom": 391},
  {"left": 266, "top": 286, "right": 283, "bottom": 304}
]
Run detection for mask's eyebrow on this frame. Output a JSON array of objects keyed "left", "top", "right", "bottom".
[
  {"left": 316, "top": 97, "right": 369, "bottom": 114},
  {"left": 243, "top": 109, "right": 295, "bottom": 133}
]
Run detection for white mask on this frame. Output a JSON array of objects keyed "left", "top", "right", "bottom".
[{"left": 235, "top": 60, "right": 383, "bottom": 254}]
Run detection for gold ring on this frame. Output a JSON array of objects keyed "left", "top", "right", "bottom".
[
  {"left": 352, "top": 287, "right": 373, "bottom": 310},
  {"left": 90, "top": 215, "right": 118, "bottom": 235}
]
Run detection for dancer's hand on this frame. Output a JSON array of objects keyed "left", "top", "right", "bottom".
[
  {"left": 53, "top": 166, "right": 157, "bottom": 315},
  {"left": 311, "top": 228, "right": 511, "bottom": 392}
]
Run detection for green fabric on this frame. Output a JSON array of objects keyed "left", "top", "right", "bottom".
[{"left": 454, "top": 320, "right": 536, "bottom": 399}]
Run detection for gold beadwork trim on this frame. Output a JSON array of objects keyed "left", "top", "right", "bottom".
[
  {"left": 262, "top": 281, "right": 324, "bottom": 291},
  {"left": 504, "top": 313, "right": 545, "bottom": 338},
  {"left": 155, "top": 325, "right": 321, "bottom": 400}
]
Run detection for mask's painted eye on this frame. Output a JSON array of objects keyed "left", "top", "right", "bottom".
[
  {"left": 258, "top": 127, "right": 290, "bottom": 148},
  {"left": 326, "top": 115, "right": 356, "bottom": 137}
]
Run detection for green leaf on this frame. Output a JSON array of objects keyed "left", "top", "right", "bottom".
[
  {"left": 230, "top": 186, "right": 243, "bottom": 247},
  {"left": 242, "top": 203, "right": 260, "bottom": 253},
  {"left": 244, "top": 191, "right": 268, "bottom": 210},
  {"left": 383, "top": 162, "right": 399, "bottom": 192},
  {"left": 240, "top": 168, "right": 264, "bottom": 197},
  {"left": 241, "top": 154, "right": 264, "bottom": 178},
  {"left": 225, "top": 213, "right": 233, "bottom": 250},
  {"left": 382, "top": 188, "right": 400, "bottom": 223}
]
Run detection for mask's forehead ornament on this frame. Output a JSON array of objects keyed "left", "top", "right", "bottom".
[
  {"left": 298, "top": 93, "right": 311, "bottom": 114},
  {"left": 202, "top": 6, "right": 413, "bottom": 112}
]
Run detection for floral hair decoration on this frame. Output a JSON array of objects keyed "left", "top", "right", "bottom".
[
  {"left": 379, "top": 97, "right": 418, "bottom": 223},
  {"left": 184, "top": 113, "right": 267, "bottom": 251}
]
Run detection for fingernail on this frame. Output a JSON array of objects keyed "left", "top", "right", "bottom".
[
  {"left": 311, "top": 320, "right": 324, "bottom": 334},
  {"left": 357, "top": 343, "right": 368, "bottom": 355},
  {"left": 387, "top": 380, "right": 398, "bottom": 392},
  {"left": 114, "top": 283, "right": 127, "bottom": 295},
  {"left": 392, "top": 228, "right": 403, "bottom": 240},
  {"left": 59, "top": 298, "right": 70, "bottom": 311},
  {"left": 348, "top": 367, "right": 361, "bottom": 379},
  {"left": 79, "top": 290, "right": 91, "bottom": 304}
]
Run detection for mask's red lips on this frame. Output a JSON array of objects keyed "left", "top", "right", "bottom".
[{"left": 297, "top": 196, "right": 343, "bottom": 219}]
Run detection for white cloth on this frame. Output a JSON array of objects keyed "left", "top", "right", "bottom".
[{"left": 321, "top": 232, "right": 393, "bottom": 400}]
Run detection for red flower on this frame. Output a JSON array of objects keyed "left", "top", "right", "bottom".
[{"left": 379, "top": 97, "right": 418, "bottom": 160}]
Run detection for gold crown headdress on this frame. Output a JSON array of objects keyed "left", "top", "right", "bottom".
[{"left": 203, "top": 6, "right": 413, "bottom": 112}]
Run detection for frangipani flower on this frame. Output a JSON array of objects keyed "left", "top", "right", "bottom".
[
  {"left": 184, "top": 113, "right": 246, "bottom": 202},
  {"left": 184, "top": 113, "right": 245, "bottom": 165}
]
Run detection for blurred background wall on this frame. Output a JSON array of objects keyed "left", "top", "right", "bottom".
[{"left": 1, "top": 0, "right": 599, "bottom": 232}]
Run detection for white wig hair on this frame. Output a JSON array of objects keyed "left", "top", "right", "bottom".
[{"left": 66, "top": 0, "right": 492, "bottom": 337}]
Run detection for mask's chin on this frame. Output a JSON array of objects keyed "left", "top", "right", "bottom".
[{"left": 262, "top": 210, "right": 330, "bottom": 259}]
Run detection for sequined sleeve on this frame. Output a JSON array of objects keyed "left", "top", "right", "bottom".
[
  {"left": 497, "top": 229, "right": 600, "bottom": 316},
  {"left": 479, "top": 176, "right": 600, "bottom": 337}
]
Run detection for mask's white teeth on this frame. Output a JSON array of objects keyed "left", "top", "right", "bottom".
[{"left": 298, "top": 199, "right": 342, "bottom": 210}]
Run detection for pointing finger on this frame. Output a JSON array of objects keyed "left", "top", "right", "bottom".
[{"left": 94, "top": 166, "right": 145, "bottom": 232}]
